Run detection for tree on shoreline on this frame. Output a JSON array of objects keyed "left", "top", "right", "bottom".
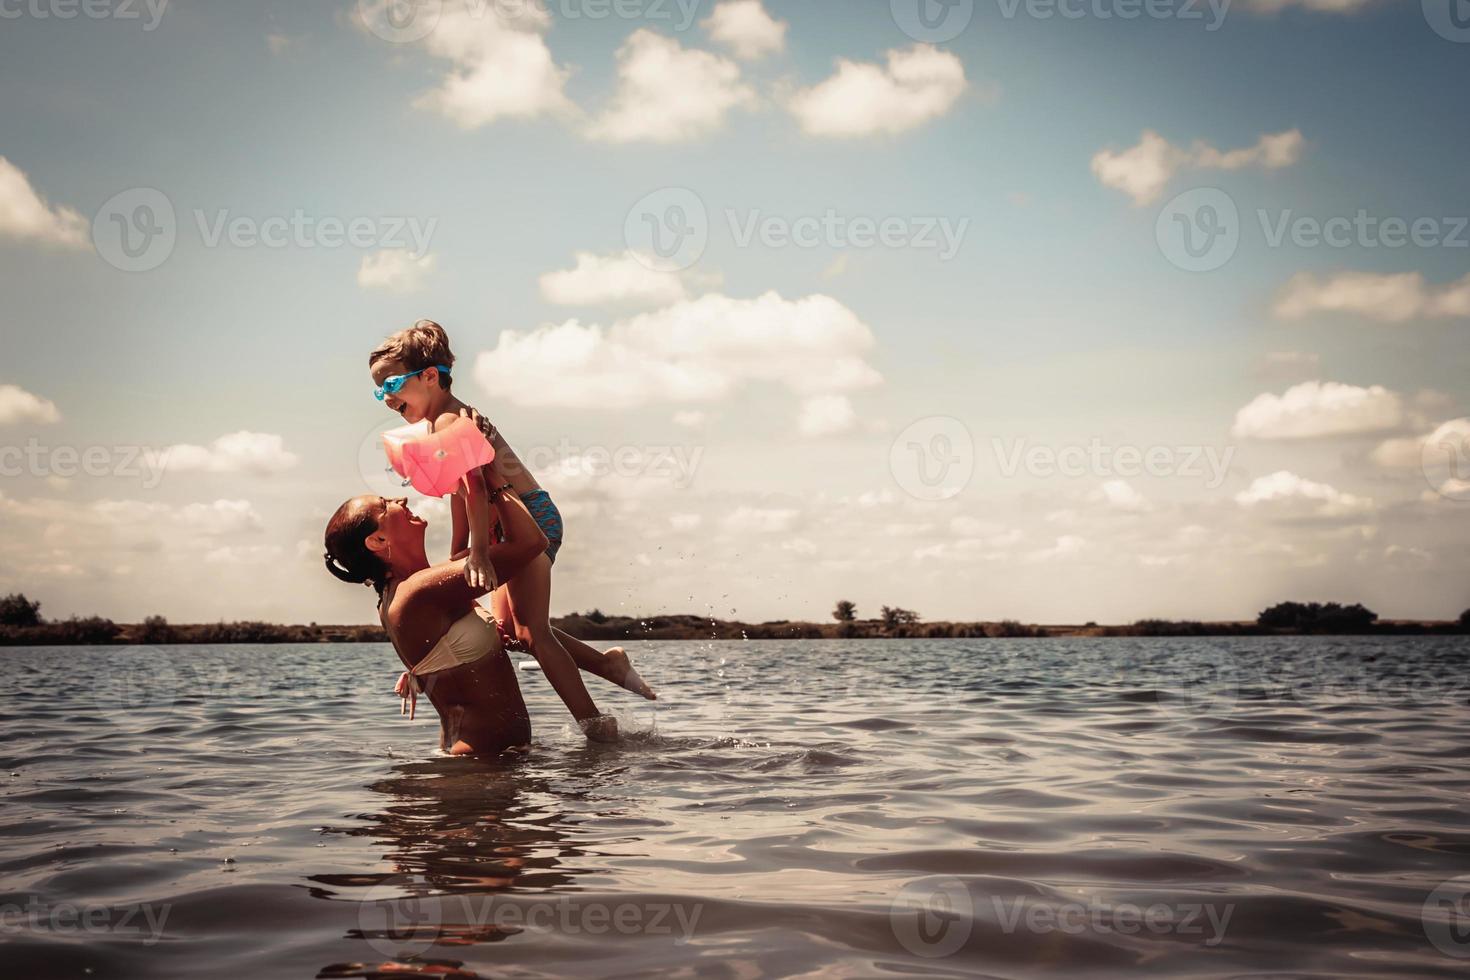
[
  {"left": 0, "top": 594, "right": 42, "bottom": 627},
  {"left": 1461, "top": 608, "right": 1470, "bottom": 629},
  {"left": 832, "top": 600, "right": 857, "bottom": 623},
  {"left": 880, "top": 605, "right": 921, "bottom": 630}
]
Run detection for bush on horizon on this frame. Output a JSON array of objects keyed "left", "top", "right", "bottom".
[
  {"left": 1460, "top": 608, "right": 1470, "bottom": 628},
  {"left": 1258, "top": 601, "right": 1378, "bottom": 632},
  {"left": 833, "top": 600, "right": 857, "bottom": 623}
]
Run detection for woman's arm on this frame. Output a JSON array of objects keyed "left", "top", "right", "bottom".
[{"left": 398, "top": 480, "right": 548, "bottom": 609}]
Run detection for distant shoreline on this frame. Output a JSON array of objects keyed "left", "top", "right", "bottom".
[{"left": 2, "top": 613, "right": 1466, "bottom": 646}]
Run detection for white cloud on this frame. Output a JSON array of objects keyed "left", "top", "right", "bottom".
[
  {"left": 1234, "top": 470, "right": 1374, "bottom": 519},
  {"left": 1232, "top": 381, "right": 1403, "bottom": 440},
  {"left": 474, "top": 290, "right": 883, "bottom": 409},
  {"left": 394, "top": 1, "right": 574, "bottom": 129},
  {"left": 1091, "top": 128, "right": 1304, "bottom": 206},
  {"left": 787, "top": 44, "right": 967, "bottom": 138},
  {"left": 163, "top": 432, "right": 300, "bottom": 475},
  {"left": 588, "top": 29, "right": 754, "bottom": 143},
  {"left": 0, "top": 157, "right": 90, "bottom": 250},
  {"left": 1027, "top": 535, "right": 1086, "bottom": 562},
  {"left": 797, "top": 394, "right": 857, "bottom": 438},
  {"left": 266, "top": 33, "right": 305, "bottom": 56},
  {"left": 669, "top": 512, "right": 703, "bottom": 531},
  {"left": 205, "top": 544, "right": 283, "bottom": 565},
  {"left": 1273, "top": 270, "right": 1470, "bottom": 322},
  {"left": 702, "top": 0, "right": 787, "bottom": 60},
  {"left": 1, "top": 494, "right": 264, "bottom": 550},
  {"left": 0, "top": 384, "right": 61, "bottom": 426},
  {"left": 672, "top": 410, "right": 708, "bottom": 429},
  {"left": 724, "top": 505, "right": 799, "bottom": 534},
  {"left": 179, "top": 500, "right": 266, "bottom": 536},
  {"left": 1258, "top": 350, "right": 1321, "bottom": 378},
  {"left": 1091, "top": 479, "right": 1149, "bottom": 512},
  {"left": 539, "top": 250, "right": 689, "bottom": 308},
  {"left": 357, "top": 248, "right": 436, "bottom": 293}
]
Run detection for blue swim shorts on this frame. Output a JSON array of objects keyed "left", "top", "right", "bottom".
[{"left": 519, "top": 489, "right": 564, "bottom": 566}]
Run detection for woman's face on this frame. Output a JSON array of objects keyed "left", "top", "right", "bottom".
[
  {"left": 362, "top": 495, "right": 428, "bottom": 556},
  {"left": 372, "top": 358, "right": 442, "bottom": 424}
]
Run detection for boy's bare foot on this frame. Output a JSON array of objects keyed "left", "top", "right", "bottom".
[
  {"left": 604, "top": 647, "right": 656, "bottom": 700},
  {"left": 579, "top": 714, "right": 620, "bottom": 742}
]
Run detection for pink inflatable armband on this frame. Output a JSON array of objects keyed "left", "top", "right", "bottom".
[{"left": 381, "top": 416, "right": 496, "bottom": 497}]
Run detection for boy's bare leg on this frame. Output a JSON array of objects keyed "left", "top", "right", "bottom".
[
  {"left": 492, "top": 583, "right": 656, "bottom": 699},
  {"left": 553, "top": 628, "right": 656, "bottom": 700}
]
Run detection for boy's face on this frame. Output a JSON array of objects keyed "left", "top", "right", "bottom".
[{"left": 372, "top": 358, "right": 440, "bottom": 424}]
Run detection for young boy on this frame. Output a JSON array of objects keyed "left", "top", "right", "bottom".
[{"left": 369, "top": 320, "right": 654, "bottom": 739}]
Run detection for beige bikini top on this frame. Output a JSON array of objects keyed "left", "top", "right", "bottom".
[{"left": 406, "top": 604, "right": 502, "bottom": 693}]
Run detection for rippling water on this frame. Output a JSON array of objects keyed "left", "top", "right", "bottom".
[{"left": 4, "top": 637, "right": 1470, "bottom": 978}]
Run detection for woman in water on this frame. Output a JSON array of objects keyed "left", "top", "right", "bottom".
[{"left": 323, "top": 460, "right": 618, "bottom": 753}]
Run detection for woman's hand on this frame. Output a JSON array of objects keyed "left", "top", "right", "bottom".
[{"left": 394, "top": 671, "right": 417, "bottom": 720}]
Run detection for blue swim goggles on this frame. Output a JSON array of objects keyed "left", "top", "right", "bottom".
[{"left": 374, "top": 365, "right": 451, "bottom": 401}]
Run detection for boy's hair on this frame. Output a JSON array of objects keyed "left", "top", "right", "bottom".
[{"left": 370, "top": 319, "right": 454, "bottom": 390}]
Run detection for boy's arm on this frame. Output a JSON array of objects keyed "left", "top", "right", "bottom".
[
  {"left": 459, "top": 464, "right": 495, "bottom": 589},
  {"left": 431, "top": 411, "right": 495, "bottom": 588},
  {"left": 450, "top": 490, "right": 469, "bottom": 558}
]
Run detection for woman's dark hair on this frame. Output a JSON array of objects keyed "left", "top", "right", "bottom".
[{"left": 323, "top": 498, "right": 390, "bottom": 599}]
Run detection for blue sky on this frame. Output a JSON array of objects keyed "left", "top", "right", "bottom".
[{"left": 2, "top": 0, "right": 1468, "bottom": 625}]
